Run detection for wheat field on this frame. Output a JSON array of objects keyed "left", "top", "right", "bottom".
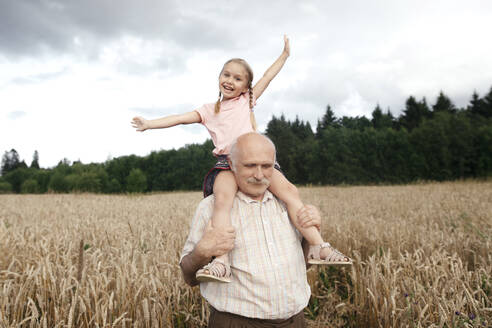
[{"left": 0, "top": 181, "right": 490, "bottom": 327}]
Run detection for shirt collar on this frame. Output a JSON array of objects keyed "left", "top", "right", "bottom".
[{"left": 236, "top": 190, "right": 274, "bottom": 204}]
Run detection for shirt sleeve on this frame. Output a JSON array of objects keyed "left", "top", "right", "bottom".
[
  {"left": 179, "top": 196, "right": 214, "bottom": 264},
  {"left": 195, "top": 103, "right": 212, "bottom": 125}
]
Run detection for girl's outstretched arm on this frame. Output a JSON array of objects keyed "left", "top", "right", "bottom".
[
  {"left": 131, "top": 111, "right": 201, "bottom": 132},
  {"left": 252, "top": 35, "right": 290, "bottom": 100}
]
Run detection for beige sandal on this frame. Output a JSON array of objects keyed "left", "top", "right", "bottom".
[
  {"left": 308, "top": 242, "right": 353, "bottom": 266},
  {"left": 196, "top": 259, "right": 231, "bottom": 283}
]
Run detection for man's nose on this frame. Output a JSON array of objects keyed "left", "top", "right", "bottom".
[{"left": 253, "top": 166, "right": 264, "bottom": 180}]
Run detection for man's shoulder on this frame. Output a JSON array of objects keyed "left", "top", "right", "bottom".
[{"left": 198, "top": 194, "right": 215, "bottom": 209}]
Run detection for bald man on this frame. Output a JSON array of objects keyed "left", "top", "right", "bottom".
[{"left": 180, "top": 133, "right": 322, "bottom": 327}]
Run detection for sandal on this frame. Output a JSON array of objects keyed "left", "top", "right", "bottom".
[
  {"left": 308, "top": 242, "right": 353, "bottom": 266},
  {"left": 196, "top": 259, "right": 231, "bottom": 283}
]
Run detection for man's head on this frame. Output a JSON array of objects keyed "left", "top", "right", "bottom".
[{"left": 228, "top": 133, "right": 276, "bottom": 200}]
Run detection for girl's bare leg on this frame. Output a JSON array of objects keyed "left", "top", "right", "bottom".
[
  {"left": 211, "top": 170, "right": 237, "bottom": 266},
  {"left": 196, "top": 170, "right": 238, "bottom": 282},
  {"left": 269, "top": 170, "right": 349, "bottom": 263}
]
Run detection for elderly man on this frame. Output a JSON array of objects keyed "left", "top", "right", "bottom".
[{"left": 180, "top": 132, "right": 321, "bottom": 327}]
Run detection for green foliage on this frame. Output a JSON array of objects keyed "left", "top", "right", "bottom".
[
  {"left": 3, "top": 168, "right": 31, "bottom": 193},
  {"left": 107, "top": 178, "right": 122, "bottom": 193},
  {"left": 21, "top": 179, "right": 39, "bottom": 194},
  {"left": 126, "top": 168, "right": 147, "bottom": 193},
  {"left": 0, "top": 181, "right": 13, "bottom": 194},
  {"left": 33, "top": 170, "right": 52, "bottom": 193},
  {"left": 48, "top": 172, "right": 69, "bottom": 193}
]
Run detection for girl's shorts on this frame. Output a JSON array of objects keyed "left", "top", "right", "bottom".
[{"left": 203, "top": 155, "right": 282, "bottom": 198}]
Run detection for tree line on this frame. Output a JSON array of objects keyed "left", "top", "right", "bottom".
[{"left": 1, "top": 87, "right": 491, "bottom": 194}]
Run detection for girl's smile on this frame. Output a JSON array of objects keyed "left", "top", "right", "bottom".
[{"left": 219, "top": 62, "right": 249, "bottom": 100}]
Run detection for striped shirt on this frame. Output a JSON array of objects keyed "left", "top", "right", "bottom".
[{"left": 180, "top": 190, "right": 311, "bottom": 319}]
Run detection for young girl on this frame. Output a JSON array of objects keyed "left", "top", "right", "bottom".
[{"left": 132, "top": 36, "right": 352, "bottom": 283}]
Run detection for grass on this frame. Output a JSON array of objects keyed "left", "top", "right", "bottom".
[{"left": 0, "top": 181, "right": 491, "bottom": 327}]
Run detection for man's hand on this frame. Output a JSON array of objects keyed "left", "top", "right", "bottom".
[
  {"left": 180, "top": 221, "right": 235, "bottom": 286},
  {"left": 297, "top": 205, "right": 321, "bottom": 231},
  {"left": 195, "top": 221, "right": 235, "bottom": 259}
]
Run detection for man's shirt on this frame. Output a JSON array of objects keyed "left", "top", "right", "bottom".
[{"left": 180, "top": 190, "right": 310, "bottom": 319}]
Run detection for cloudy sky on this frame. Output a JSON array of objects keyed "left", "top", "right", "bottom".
[{"left": 1, "top": 0, "right": 491, "bottom": 168}]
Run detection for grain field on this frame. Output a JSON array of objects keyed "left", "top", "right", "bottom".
[{"left": 0, "top": 181, "right": 491, "bottom": 327}]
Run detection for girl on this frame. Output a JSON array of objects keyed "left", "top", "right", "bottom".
[{"left": 132, "top": 36, "right": 352, "bottom": 283}]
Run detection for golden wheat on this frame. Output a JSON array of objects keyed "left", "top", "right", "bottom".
[{"left": 0, "top": 182, "right": 490, "bottom": 327}]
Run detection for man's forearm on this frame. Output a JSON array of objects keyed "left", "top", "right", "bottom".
[{"left": 180, "top": 246, "right": 212, "bottom": 287}]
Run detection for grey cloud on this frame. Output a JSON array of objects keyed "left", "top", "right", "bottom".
[{"left": 0, "top": 0, "right": 238, "bottom": 58}]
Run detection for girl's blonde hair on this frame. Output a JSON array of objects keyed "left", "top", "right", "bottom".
[{"left": 214, "top": 58, "right": 257, "bottom": 131}]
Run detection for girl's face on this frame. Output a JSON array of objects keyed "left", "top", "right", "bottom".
[{"left": 219, "top": 62, "right": 250, "bottom": 100}]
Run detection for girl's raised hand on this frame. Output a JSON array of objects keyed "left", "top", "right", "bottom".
[
  {"left": 131, "top": 116, "right": 148, "bottom": 132},
  {"left": 283, "top": 35, "right": 290, "bottom": 57}
]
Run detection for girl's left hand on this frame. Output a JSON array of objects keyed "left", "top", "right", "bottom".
[
  {"left": 283, "top": 35, "right": 290, "bottom": 56},
  {"left": 297, "top": 204, "right": 321, "bottom": 230}
]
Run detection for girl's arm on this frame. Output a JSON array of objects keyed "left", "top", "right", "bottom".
[
  {"left": 252, "top": 35, "right": 290, "bottom": 100},
  {"left": 131, "top": 111, "right": 201, "bottom": 132}
]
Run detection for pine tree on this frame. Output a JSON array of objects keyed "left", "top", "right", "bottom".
[
  {"left": 399, "top": 96, "right": 431, "bottom": 131},
  {"left": 432, "top": 91, "right": 456, "bottom": 114},
  {"left": 316, "top": 105, "right": 338, "bottom": 136},
  {"left": 30, "top": 150, "right": 40, "bottom": 169},
  {"left": 482, "top": 86, "right": 492, "bottom": 118},
  {"left": 372, "top": 105, "right": 394, "bottom": 129},
  {"left": 1, "top": 149, "right": 21, "bottom": 175}
]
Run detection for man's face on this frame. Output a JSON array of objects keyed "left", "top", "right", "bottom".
[{"left": 231, "top": 137, "right": 275, "bottom": 200}]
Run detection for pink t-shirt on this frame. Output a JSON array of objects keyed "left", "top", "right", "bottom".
[{"left": 195, "top": 93, "right": 256, "bottom": 155}]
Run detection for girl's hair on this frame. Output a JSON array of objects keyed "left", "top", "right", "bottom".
[{"left": 215, "top": 58, "right": 257, "bottom": 131}]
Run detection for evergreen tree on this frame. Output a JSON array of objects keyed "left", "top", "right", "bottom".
[
  {"left": 316, "top": 105, "right": 338, "bottom": 136},
  {"left": 372, "top": 105, "right": 394, "bottom": 129},
  {"left": 339, "top": 116, "right": 371, "bottom": 130},
  {"left": 468, "top": 91, "right": 484, "bottom": 115},
  {"left": 399, "top": 96, "right": 431, "bottom": 131},
  {"left": 266, "top": 115, "right": 298, "bottom": 180},
  {"left": 30, "top": 150, "right": 40, "bottom": 169},
  {"left": 482, "top": 86, "right": 492, "bottom": 118},
  {"left": 432, "top": 91, "right": 456, "bottom": 114},
  {"left": 1, "top": 149, "right": 21, "bottom": 175}
]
